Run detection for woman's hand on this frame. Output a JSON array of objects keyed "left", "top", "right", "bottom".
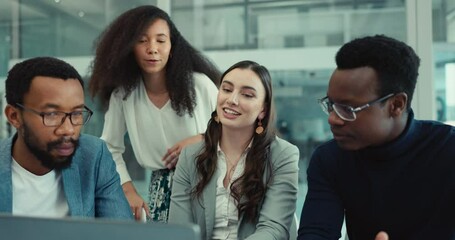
[
  {"left": 162, "top": 134, "right": 204, "bottom": 169},
  {"left": 122, "top": 181, "right": 150, "bottom": 221}
]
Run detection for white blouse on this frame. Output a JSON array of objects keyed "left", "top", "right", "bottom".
[
  {"left": 212, "top": 142, "right": 252, "bottom": 240},
  {"left": 101, "top": 73, "right": 218, "bottom": 184}
]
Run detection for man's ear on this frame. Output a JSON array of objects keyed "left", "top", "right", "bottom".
[
  {"left": 389, "top": 93, "right": 408, "bottom": 117},
  {"left": 5, "top": 104, "right": 22, "bottom": 129}
]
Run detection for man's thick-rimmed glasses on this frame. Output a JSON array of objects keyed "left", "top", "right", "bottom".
[
  {"left": 318, "top": 93, "right": 395, "bottom": 121},
  {"left": 16, "top": 103, "right": 93, "bottom": 127}
]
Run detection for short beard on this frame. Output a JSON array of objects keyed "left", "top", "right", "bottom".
[{"left": 22, "top": 123, "right": 79, "bottom": 170}]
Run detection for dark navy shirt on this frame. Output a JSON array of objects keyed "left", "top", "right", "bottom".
[{"left": 298, "top": 111, "right": 455, "bottom": 240}]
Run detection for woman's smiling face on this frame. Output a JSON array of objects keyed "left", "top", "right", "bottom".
[{"left": 216, "top": 68, "right": 266, "bottom": 132}]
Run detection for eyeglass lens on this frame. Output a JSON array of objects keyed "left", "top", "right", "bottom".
[
  {"left": 44, "top": 112, "right": 90, "bottom": 126},
  {"left": 332, "top": 104, "right": 355, "bottom": 121},
  {"left": 319, "top": 99, "right": 356, "bottom": 121}
]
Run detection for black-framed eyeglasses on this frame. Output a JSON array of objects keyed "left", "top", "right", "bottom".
[
  {"left": 318, "top": 93, "right": 395, "bottom": 121},
  {"left": 15, "top": 103, "right": 93, "bottom": 127}
]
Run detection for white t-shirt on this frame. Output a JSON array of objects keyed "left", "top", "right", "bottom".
[
  {"left": 12, "top": 159, "right": 69, "bottom": 218},
  {"left": 101, "top": 73, "right": 218, "bottom": 184}
]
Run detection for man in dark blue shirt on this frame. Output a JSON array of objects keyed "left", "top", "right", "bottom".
[{"left": 298, "top": 35, "right": 455, "bottom": 240}]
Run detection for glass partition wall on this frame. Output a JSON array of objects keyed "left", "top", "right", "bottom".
[
  {"left": 1, "top": 1, "right": 450, "bottom": 229},
  {"left": 433, "top": 0, "right": 455, "bottom": 125}
]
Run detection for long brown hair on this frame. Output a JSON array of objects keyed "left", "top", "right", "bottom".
[
  {"left": 89, "top": 5, "right": 220, "bottom": 115},
  {"left": 192, "top": 60, "right": 276, "bottom": 222}
]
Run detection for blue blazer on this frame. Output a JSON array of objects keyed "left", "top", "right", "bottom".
[
  {"left": 169, "top": 137, "right": 299, "bottom": 240},
  {"left": 0, "top": 134, "right": 133, "bottom": 220}
]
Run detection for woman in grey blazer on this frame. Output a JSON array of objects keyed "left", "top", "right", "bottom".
[{"left": 169, "top": 60, "right": 299, "bottom": 240}]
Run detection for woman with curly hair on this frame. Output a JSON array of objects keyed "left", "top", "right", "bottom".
[
  {"left": 169, "top": 60, "right": 299, "bottom": 239},
  {"left": 89, "top": 5, "right": 220, "bottom": 222}
]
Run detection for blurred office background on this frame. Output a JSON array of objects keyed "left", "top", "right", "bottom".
[{"left": 0, "top": 0, "right": 454, "bottom": 231}]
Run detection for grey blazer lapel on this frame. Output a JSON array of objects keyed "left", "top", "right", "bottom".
[
  {"left": 62, "top": 166, "right": 83, "bottom": 216},
  {"left": 238, "top": 156, "right": 272, "bottom": 236},
  {"left": 203, "top": 169, "right": 219, "bottom": 239}
]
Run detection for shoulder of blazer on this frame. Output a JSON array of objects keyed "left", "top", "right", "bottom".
[
  {"left": 180, "top": 141, "right": 205, "bottom": 170},
  {"left": 270, "top": 137, "right": 298, "bottom": 162},
  {"left": 0, "top": 137, "right": 13, "bottom": 164}
]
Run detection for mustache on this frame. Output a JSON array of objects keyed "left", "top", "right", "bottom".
[
  {"left": 48, "top": 137, "right": 78, "bottom": 148},
  {"left": 42, "top": 137, "right": 79, "bottom": 170}
]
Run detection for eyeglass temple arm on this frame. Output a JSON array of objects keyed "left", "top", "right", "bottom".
[
  {"left": 352, "top": 104, "right": 370, "bottom": 112},
  {"left": 352, "top": 93, "right": 396, "bottom": 112}
]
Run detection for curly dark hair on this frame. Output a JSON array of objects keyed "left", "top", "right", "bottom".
[
  {"left": 89, "top": 5, "right": 221, "bottom": 116},
  {"left": 335, "top": 34, "right": 420, "bottom": 110},
  {"left": 6, "top": 56, "right": 84, "bottom": 106},
  {"left": 192, "top": 60, "right": 277, "bottom": 222}
]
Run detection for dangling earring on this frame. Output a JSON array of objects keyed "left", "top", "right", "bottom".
[{"left": 255, "top": 119, "right": 264, "bottom": 134}]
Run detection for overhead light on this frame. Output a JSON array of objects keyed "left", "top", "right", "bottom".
[
  {"left": 78, "top": 11, "right": 85, "bottom": 17},
  {"left": 54, "top": 0, "right": 61, "bottom": 3}
]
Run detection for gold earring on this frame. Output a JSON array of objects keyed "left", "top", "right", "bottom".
[{"left": 255, "top": 119, "right": 264, "bottom": 134}]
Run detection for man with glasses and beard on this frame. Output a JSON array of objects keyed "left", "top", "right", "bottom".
[
  {"left": 0, "top": 57, "right": 132, "bottom": 220},
  {"left": 298, "top": 35, "right": 455, "bottom": 240}
]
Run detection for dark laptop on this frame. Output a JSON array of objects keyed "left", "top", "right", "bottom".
[{"left": 0, "top": 214, "right": 200, "bottom": 240}]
